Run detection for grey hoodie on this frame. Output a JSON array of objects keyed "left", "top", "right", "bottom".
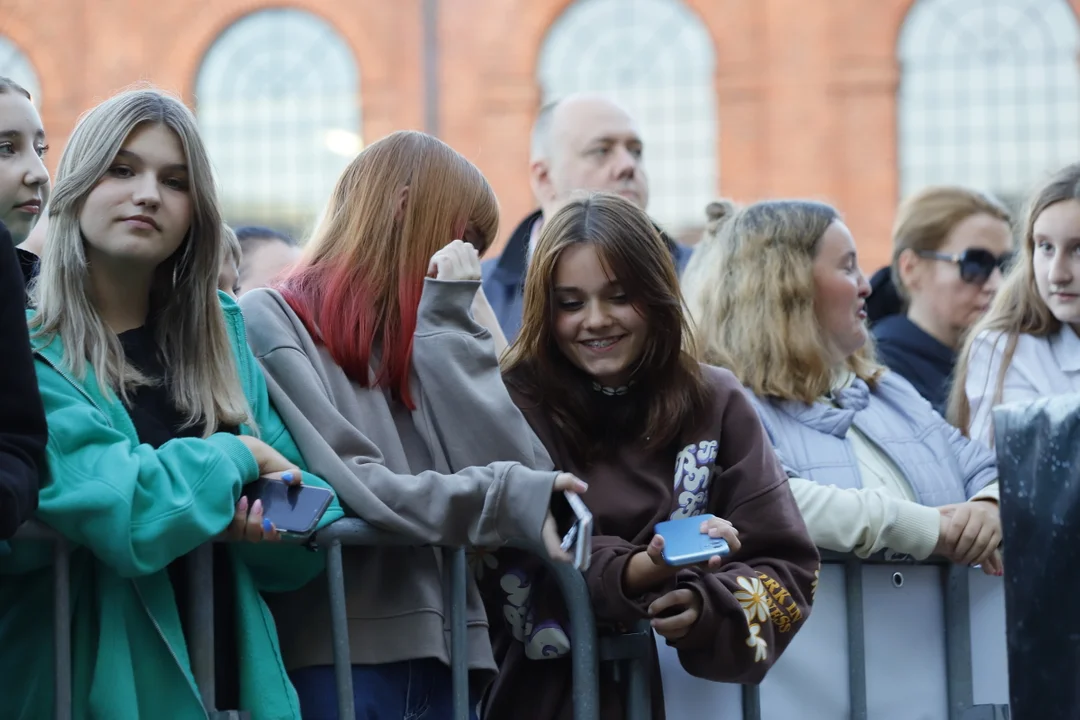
[{"left": 240, "top": 279, "right": 558, "bottom": 679}]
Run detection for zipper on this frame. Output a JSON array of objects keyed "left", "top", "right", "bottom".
[{"left": 35, "top": 350, "right": 208, "bottom": 716}]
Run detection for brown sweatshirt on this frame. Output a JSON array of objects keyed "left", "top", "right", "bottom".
[{"left": 480, "top": 365, "right": 820, "bottom": 720}]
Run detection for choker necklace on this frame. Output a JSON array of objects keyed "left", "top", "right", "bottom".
[{"left": 592, "top": 380, "right": 633, "bottom": 396}]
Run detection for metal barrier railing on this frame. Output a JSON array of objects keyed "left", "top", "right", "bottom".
[
  {"left": 650, "top": 551, "right": 1010, "bottom": 720},
  {"left": 11, "top": 518, "right": 1010, "bottom": 720},
  {"left": 8, "top": 518, "right": 603, "bottom": 720}
]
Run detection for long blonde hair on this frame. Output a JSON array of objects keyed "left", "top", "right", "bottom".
[
  {"left": 31, "top": 87, "right": 252, "bottom": 435},
  {"left": 947, "top": 164, "right": 1078, "bottom": 435},
  {"left": 683, "top": 199, "right": 884, "bottom": 403}
]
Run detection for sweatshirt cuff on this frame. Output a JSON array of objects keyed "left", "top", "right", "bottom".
[
  {"left": 414, "top": 279, "right": 482, "bottom": 336},
  {"left": 889, "top": 501, "right": 942, "bottom": 561},
  {"left": 970, "top": 481, "right": 1000, "bottom": 505},
  {"left": 206, "top": 433, "right": 260, "bottom": 484},
  {"left": 495, "top": 465, "right": 557, "bottom": 544}
]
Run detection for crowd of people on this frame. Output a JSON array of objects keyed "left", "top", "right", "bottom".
[{"left": 0, "top": 74, "right": 1074, "bottom": 720}]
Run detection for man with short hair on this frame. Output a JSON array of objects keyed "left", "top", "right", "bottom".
[{"left": 481, "top": 93, "right": 691, "bottom": 340}]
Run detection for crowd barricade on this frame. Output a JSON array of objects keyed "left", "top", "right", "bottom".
[
  {"left": 11, "top": 520, "right": 1012, "bottom": 720},
  {"left": 9, "top": 518, "right": 606, "bottom": 720},
  {"left": 655, "top": 551, "right": 1011, "bottom": 720}
]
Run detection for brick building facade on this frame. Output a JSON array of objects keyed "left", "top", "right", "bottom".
[{"left": 2, "top": 0, "right": 1078, "bottom": 270}]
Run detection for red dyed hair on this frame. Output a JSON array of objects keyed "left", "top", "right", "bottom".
[{"left": 277, "top": 130, "right": 499, "bottom": 408}]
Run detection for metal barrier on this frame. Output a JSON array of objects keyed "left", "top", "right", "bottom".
[
  {"left": 653, "top": 551, "right": 1010, "bottom": 720},
  {"left": 737, "top": 552, "right": 1009, "bottom": 720},
  {"left": 8, "top": 518, "right": 603, "bottom": 720},
  {"left": 11, "top": 518, "right": 1010, "bottom": 720}
]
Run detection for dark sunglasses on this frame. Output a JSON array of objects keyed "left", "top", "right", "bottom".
[{"left": 916, "top": 248, "right": 1015, "bottom": 285}]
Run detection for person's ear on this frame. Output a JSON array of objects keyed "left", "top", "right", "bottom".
[
  {"left": 897, "top": 248, "right": 924, "bottom": 294},
  {"left": 394, "top": 185, "right": 410, "bottom": 222},
  {"left": 530, "top": 159, "right": 555, "bottom": 209}
]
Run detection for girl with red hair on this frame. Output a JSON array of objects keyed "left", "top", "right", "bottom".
[{"left": 240, "top": 130, "right": 584, "bottom": 719}]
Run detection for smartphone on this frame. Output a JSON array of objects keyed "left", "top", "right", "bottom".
[
  {"left": 560, "top": 491, "right": 593, "bottom": 571},
  {"left": 654, "top": 514, "right": 731, "bottom": 567},
  {"left": 240, "top": 477, "right": 334, "bottom": 536}
]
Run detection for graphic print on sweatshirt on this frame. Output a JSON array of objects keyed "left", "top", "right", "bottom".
[
  {"left": 498, "top": 566, "right": 571, "bottom": 660},
  {"left": 671, "top": 439, "right": 719, "bottom": 519}
]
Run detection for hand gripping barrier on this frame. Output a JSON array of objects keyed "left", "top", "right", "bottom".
[{"left": 9, "top": 518, "right": 604, "bottom": 720}]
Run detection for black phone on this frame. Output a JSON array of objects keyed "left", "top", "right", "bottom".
[{"left": 240, "top": 477, "right": 334, "bottom": 536}]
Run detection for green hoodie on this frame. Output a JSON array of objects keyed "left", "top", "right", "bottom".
[{"left": 0, "top": 292, "right": 344, "bottom": 720}]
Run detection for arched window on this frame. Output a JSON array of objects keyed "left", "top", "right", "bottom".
[
  {"left": 0, "top": 36, "right": 41, "bottom": 105},
  {"left": 195, "top": 8, "right": 361, "bottom": 238},
  {"left": 898, "top": 0, "right": 1080, "bottom": 208},
  {"left": 538, "top": 0, "right": 717, "bottom": 234}
]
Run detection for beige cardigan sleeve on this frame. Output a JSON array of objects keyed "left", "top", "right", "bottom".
[{"left": 788, "top": 477, "right": 942, "bottom": 560}]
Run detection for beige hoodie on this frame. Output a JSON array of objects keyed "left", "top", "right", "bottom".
[{"left": 239, "top": 279, "right": 558, "bottom": 681}]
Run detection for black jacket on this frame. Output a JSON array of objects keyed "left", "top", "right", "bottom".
[{"left": 0, "top": 223, "right": 46, "bottom": 539}]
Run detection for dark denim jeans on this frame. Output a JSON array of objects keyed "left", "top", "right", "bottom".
[{"left": 290, "top": 659, "right": 480, "bottom": 720}]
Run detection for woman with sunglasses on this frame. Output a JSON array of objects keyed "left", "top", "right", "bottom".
[
  {"left": 952, "top": 163, "right": 1080, "bottom": 446},
  {"left": 870, "top": 187, "right": 1012, "bottom": 415}
]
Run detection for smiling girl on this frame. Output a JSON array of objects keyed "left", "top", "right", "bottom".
[
  {"left": 952, "top": 163, "right": 1080, "bottom": 445},
  {"left": 484, "top": 192, "right": 818, "bottom": 720}
]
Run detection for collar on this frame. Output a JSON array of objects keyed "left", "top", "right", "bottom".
[
  {"left": 1051, "top": 324, "right": 1080, "bottom": 373},
  {"left": 776, "top": 375, "right": 872, "bottom": 438},
  {"left": 872, "top": 315, "right": 956, "bottom": 367},
  {"left": 489, "top": 209, "right": 542, "bottom": 287},
  {"left": 592, "top": 380, "right": 634, "bottom": 396}
]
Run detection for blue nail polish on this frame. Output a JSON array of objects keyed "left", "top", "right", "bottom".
[
  {"left": 282, "top": 471, "right": 294, "bottom": 482},
  {"left": 262, "top": 518, "right": 273, "bottom": 533}
]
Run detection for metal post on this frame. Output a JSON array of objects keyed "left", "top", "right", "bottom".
[
  {"left": 623, "top": 621, "right": 652, "bottom": 720},
  {"left": 540, "top": 557, "right": 600, "bottom": 720},
  {"left": 944, "top": 564, "right": 974, "bottom": 720},
  {"left": 422, "top": 0, "right": 440, "bottom": 136},
  {"left": 52, "top": 535, "right": 71, "bottom": 720},
  {"left": 845, "top": 558, "right": 868, "bottom": 720},
  {"left": 446, "top": 547, "right": 470, "bottom": 720},
  {"left": 326, "top": 539, "right": 356, "bottom": 719},
  {"left": 741, "top": 684, "right": 762, "bottom": 720},
  {"left": 188, "top": 544, "right": 216, "bottom": 712}
]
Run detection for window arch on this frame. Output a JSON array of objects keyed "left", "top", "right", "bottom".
[
  {"left": 537, "top": 0, "right": 717, "bottom": 234},
  {"left": 0, "top": 36, "right": 41, "bottom": 105},
  {"left": 898, "top": 0, "right": 1080, "bottom": 208},
  {"left": 195, "top": 8, "right": 361, "bottom": 238}
]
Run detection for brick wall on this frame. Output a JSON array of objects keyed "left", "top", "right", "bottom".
[{"left": 3, "top": 0, "right": 1079, "bottom": 272}]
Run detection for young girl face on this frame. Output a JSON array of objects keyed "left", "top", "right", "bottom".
[
  {"left": 1032, "top": 198, "right": 1080, "bottom": 329},
  {"left": 552, "top": 242, "right": 648, "bottom": 386},
  {"left": 79, "top": 122, "right": 192, "bottom": 272},
  {"left": 0, "top": 92, "right": 48, "bottom": 243}
]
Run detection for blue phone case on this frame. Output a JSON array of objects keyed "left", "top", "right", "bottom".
[{"left": 654, "top": 514, "right": 731, "bottom": 566}]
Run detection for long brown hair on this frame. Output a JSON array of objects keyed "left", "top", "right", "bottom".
[
  {"left": 684, "top": 199, "right": 884, "bottom": 404},
  {"left": 502, "top": 192, "right": 710, "bottom": 465},
  {"left": 948, "top": 164, "right": 1078, "bottom": 435},
  {"left": 278, "top": 130, "right": 499, "bottom": 409}
]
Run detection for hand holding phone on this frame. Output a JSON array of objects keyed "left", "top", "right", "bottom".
[
  {"left": 653, "top": 514, "right": 737, "bottom": 567},
  {"left": 239, "top": 476, "right": 334, "bottom": 537}
]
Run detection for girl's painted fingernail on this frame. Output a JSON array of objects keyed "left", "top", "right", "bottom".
[
  {"left": 262, "top": 519, "right": 273, "bottom": 533},
  {"left": 252, "top": 499, "right": 262, "bottom": 513},
  {"left": 238, "top": 496, "right": 248, "bottom": 511},
  {"left": 282, "top": 471, "right": 295, "bottom": 482}
]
